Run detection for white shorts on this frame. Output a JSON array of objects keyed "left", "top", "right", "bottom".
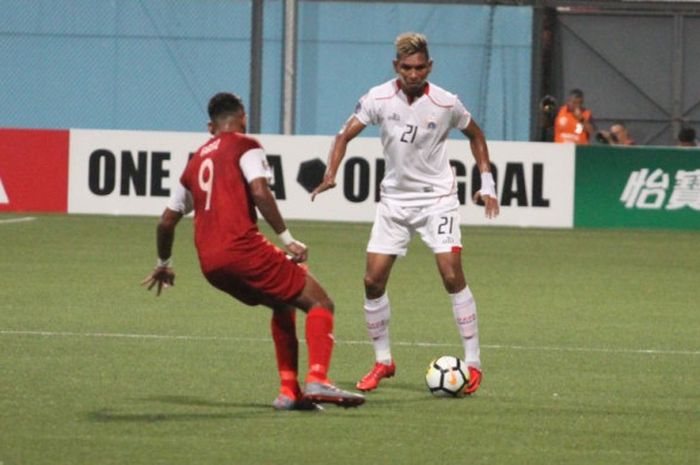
[{"left": 367, "top": 197, "right": 462, "bottom": 256}]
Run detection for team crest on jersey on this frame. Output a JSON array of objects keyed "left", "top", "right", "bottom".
[
  {"left": 388, "top": 113, "right": 401, "bottom": 122},
  {"left": 427, "top": 116, "right": 437, "bottom": 130}
]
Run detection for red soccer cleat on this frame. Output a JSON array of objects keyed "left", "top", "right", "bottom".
[
  {"left": 356, "top": 361, "right": 396, "bottom": 391},
  {"left": 463, "top": 366, "right": 482, "bottom": 395}
]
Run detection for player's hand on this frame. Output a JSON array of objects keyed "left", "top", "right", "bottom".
[
  {"left": 285, "top": 240, "right": 308, "bottom": 263},
  {"left": 472, "top": 191, "right": 500, "bottom": 219},
  {"left": 141, "top": 266, "right": 175, "bottom": 296},
  {"left": 310, "top": 174, "right": 337, "bottom": 201}
]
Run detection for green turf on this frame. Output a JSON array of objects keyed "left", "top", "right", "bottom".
[{"left": 1, "top": 213, "right": 698, "bottom": 465}]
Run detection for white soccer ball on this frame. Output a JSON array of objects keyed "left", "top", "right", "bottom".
[{"left": 425, "top": 356, "right": 469, "bottom": 397}]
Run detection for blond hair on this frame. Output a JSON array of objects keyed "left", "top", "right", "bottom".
[{"left": 395, "top": 32, "right": 429, "bottom": 59}]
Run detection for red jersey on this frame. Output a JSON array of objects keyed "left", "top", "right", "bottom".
[
  {"left": 554, "top": 105, "right": 592, "bottom": 144},
  {"left": 180, "top": 132, "right": 262, "bottom": 270}
]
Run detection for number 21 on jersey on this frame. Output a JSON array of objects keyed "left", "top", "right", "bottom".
[
  {"left": 400, "top": 124, "right": 418, "bottom": 143},
  {"left": 198, "top": 158, "right": 214, "bottom": 210}
]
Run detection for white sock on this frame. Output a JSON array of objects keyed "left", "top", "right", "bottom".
[
  {"left": 450, "top": 286, "right": 481, "bottom": 368},
  {"left": 364, "top": 293, "right": 392, "bottom": 364}
]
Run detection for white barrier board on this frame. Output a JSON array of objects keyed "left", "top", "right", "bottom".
[{"left": 68, "top": 129, "right": 574, "bottom": 228}]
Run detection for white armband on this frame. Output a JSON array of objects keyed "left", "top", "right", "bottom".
[
  {"left": 278, "top": 229, "right": 295, "bottom": 246},
  {"left": 480, "top": 172, "right": 497, "bottom": 198},
  {"left": 157, "top": 257, "right": 172, "bottom": 268},
  {"left": 166, "top": 183, "right": 193, "bottom": 215},
  {"left": 240, "top": 148, "right": 272, "bottom": 183}
]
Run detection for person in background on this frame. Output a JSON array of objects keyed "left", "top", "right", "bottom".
[
  {"left": 677, "top": 127, "right": 698, "bottom": 147},
  {"left": 596, "top": 122, "right": 635, "bottom": 146},
  {"left": 554, "top": 89, "right": 596, "bottom": 144}
]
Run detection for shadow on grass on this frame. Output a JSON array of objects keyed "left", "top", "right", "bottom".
[
  {"left": 86, "top": 394, "right": 377, "bottom": 423},
  {"left": 87, "top": 409, "right": 268, "bottom": 423},
  {"left": 138, "top": 394, "right": 268, "bottom": 409},
  {"left": 86, "top": 395, "right": 274, "bottom": 423}
]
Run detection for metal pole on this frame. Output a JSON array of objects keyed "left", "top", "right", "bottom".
[
  {"left": 530, "top": 2, "right": 544, "bottom": 142},
  {"left": 671, "top": 13, "right": 684, "bottom": 145},
  {"left": 249, "top": 0, "right": 264, "bottom": 134},
  {"left": 282, "top": 0, "right": 297, "bottom": 134},
  {"left": 531, "top": 4, "right": 556, "bottom": 142}
]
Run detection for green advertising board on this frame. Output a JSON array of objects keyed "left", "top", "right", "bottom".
[{"left": 575, "top": 146, "right": 700, "bottom": 229}]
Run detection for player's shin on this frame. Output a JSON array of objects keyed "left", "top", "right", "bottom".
[
  {"left": 364, "top": 293, "right": 392, "bottom": 364},
  {"left": 450, "top": 286, "right": 481, "bottom": 369},
  {"left": 304, "top": 307, "right": 334, "bottom": 384},
  {"left": 271, "top": 308, "right": 301, "bottom": 398}
]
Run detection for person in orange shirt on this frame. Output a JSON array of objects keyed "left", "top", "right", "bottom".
[{"left": 554, "top": 89, "right": 596, "bottom": 144}]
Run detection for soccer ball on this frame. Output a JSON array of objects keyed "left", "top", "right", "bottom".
[{"left": 425, "top": 356, "right": 469, "bottom": 397}]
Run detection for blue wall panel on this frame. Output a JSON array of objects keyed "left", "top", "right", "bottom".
[
  {"left": 296, "top": 2, "right": 532, "bottom": 140},
  {"left": 0, "top": 0, "right": 531, "bottom": 139},
  {"left": 0, "top": 0, "right": 251, "bottom": 132}
]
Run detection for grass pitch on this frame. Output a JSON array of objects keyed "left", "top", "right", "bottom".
[{"left": 0, "top": 214, "right": 698, "bottom": 465}]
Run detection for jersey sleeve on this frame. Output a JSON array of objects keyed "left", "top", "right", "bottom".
[
  {"left": 353, "top": 93, "right": 377, "bottom": 126},
  {"left": 451, "top": 97, "right": 472, "bottom": 130},
  {"left": 166, "top": 181, "right": 194, "bottom": 215},
  {"left": 239, "top": 148, "right": 272, "bottom": 183}
]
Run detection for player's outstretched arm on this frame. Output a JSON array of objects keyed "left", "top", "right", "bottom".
[
  {"left": 141, "top": 208, "right": 183, "bottom": 296},
  {"left": 249, "top": 177, "right": 308, "bottom": 263},
  {"left": 311, "top": 116, "right": 366, "bottom": 201},
  {"left": 462, "top": 120, "right": 500, "bottom": 219}
]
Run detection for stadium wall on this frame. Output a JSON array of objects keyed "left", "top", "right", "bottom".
[
  {"left": 3, "top": 128, "right": 698, "bottom": 229},
  {"left": 0, "top": 1, "right": 532, "bottom": 141},
  {"left": 1, "top": 128, "right": 573, "bottom": 228},
  {"left": 6, "top": 129, "right": 700, "bottom": 229}
]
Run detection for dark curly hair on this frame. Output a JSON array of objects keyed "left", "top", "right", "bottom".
[{"left": 207, "top": 92, "right": 244, "bottom": 122}]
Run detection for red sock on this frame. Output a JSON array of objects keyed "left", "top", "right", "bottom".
[
  {"left": 305, "top": 307, "right": 334, "bottom": 384},
  {"left": 271, "top": 309, "right": 300, "bottom": 398}
]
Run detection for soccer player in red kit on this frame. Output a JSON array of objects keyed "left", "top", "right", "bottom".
[{"left": 142, "top": 92, "right": 364, "bottom": 410}]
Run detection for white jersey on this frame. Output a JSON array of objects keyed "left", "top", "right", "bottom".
[{"left": 354, "top": 79, "right": 471, "bottom": 205}]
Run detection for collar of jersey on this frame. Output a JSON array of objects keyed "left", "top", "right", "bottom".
[{"left": 395, "top": 79, "right": 430, "bottom": 104}]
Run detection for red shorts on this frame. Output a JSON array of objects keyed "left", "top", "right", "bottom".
[{"left": 199, "top": 234, "right": 307, "bottom": 307}]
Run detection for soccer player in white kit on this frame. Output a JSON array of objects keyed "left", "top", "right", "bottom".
[{"left": 312, "top": 33, "right": 499, "bottom": 394}]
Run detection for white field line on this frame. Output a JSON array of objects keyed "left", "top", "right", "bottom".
[
  {"left": 1, "top": 329, "right": 698, "bottom": 356},
  {"left": 0, "top": 216, "right": 36, "bottom": 224}
]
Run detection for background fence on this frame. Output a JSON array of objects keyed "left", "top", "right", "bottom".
[
  {"left": 0, "top": 0, "right": 532, "bottom": 140},
  {"left": 2, "top": 1, "right": 699, "bottom": 145}
]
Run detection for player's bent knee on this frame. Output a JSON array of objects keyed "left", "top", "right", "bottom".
[
  {"left": 309, "top": 279, "right": 335, "bottom": 312},
  {"left": 315, "top": 296, "right": 334, "bottom": 312},
  {"left": 295, "top": 291, "right": 335, "bottom": 313},
  {"left": 293, "top": 275, "right": 335, "bottom": 313}
]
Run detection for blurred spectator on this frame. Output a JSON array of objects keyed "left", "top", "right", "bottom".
[
  {"left": 596, "top": 122, "right": 635, "bottom": 146},
  {"left": 537, "top": 94, "right": 557, "bottom": 142},
  {"left": 554, "top": 89, "right": 596, "bottom": 144},
  {"left": 677, "top": 127, "right": 697, "bottom": 147}
]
